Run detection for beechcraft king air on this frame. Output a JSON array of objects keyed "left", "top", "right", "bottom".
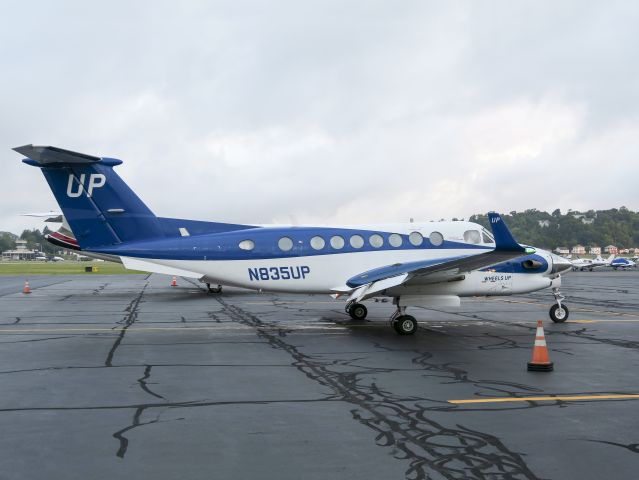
[{"left": 15, "top": 145, "right": 573, "bottom": 335}]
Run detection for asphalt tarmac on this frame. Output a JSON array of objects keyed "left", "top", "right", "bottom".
[{"left": 0, "top": 270, "right": 638, "bottom": 480}]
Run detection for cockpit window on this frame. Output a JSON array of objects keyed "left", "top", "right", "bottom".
[
  {"left": 463, "top": 230, "right": 481, "bottom": 244},
  {"left": 481, "top": 228, "right": 495, "bottom": 244}
]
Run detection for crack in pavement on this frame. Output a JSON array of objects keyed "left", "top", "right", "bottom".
[
  {"left": 137, "top": 365, "right": 165, "bottom": 400},
  {"left": 105, "top": 283, "right": 148, "bottom": 367},
  {"left": 112, "top": 407, "right": 170, "bottom": 458},
  {"left": 213, "top": 297, "right": 541, "bottom": 480},
  {"left": 0, "top": 336, "right": 75, "bottom": 344},
  {"left": 582, "top": 439, "right": 639, "bottom": 454},
  {"left": 113, "top": 364, "right": 171, "bottom": 458}
]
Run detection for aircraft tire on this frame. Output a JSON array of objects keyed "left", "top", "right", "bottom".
[
  {"left": 348, "top": 303, "right": 368, "bottom": 320},
  {"left": 549, "top": 304, "right": 569, "bottom": 323},
  {"left": 207, "top": 284, "right": 223, "bottom": 294},
  {"left": 393, "top": 315, "right": 417, "bottom": 335}
]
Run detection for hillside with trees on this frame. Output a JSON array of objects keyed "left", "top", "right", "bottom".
[{"left": 470, "top": 207, "right": 639, "bottom": 250}]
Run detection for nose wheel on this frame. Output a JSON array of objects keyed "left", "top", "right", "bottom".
[{"left": 550, "top": 287, "right": 569, "bottom": 323}]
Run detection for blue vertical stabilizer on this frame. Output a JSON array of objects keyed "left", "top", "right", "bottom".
[{"left": 15, "top": 145, "right": 164, "bottom": 249}]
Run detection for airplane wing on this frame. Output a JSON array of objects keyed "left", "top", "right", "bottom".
[
  {"left": 20, "top": 212, "right": 63, "bottom": 222},
  {"left": 343, "top": 212, "right": 530, "bottom": 302}
]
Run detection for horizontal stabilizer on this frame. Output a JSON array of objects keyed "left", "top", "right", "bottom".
[{"left": 13, "top": 145, "right": 103, "bottom": 165}]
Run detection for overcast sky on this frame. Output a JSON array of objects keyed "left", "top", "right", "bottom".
[{"left": 1, "top": 1, "right": 638, "bottom": 234}]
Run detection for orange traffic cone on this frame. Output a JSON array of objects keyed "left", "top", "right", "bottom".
[
  {"left": 527, "top": 320, "right": 553, "bottom": 372},
  {"left": 170, "top": 276, "right": 177, "bottom": 287},
  {"left": 23, "top": 280, "right": 31, "bottom": 294}
]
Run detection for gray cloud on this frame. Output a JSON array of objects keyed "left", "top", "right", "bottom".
[{"left": 2, "top": 0, "right": 638, "bottom": 234}]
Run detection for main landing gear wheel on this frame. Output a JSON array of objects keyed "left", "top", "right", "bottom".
[
  {"left": 393, "top": 315, "right": 418, "bottom": 335},
  {"left": 206, "top": 283, "right": 223, "bottom": 294},
  {"left": 348, "top": 303, "right": 368, "bottom": 320},
  {"left": 549, "top": 304, "right": 569, "bottom": 323}
]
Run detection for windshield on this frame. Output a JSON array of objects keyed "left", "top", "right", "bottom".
[{"left": 481, "top": 228, "right": 495, "bottom": 244}]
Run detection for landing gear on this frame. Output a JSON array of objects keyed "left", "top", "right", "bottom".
[
  {"left": 390, "top": 305, "right": 418, "bottom": 335},
  {"left": 549, "top": 304, "right": 569, "bottom": 322},
  {"left": 393, "top": 315, "right": 418, "bottom": 335},
  {"left": 206, "top": 283, "right": 222, "bottom": 294},
  {"left": 550, "top": 287, "right": 569, "bottom": 323},
  {"left": 346, "top": 302, "right": 368, "bottom": 320}
]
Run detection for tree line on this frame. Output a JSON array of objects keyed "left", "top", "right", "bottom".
[
  {"left": 0, "top": 227, "right": 56, "bottom": 254},
  {"left": 470, "top": 207, "right": 639, "bottom": 249}
]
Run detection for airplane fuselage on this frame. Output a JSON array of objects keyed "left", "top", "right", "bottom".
[{"left": 92, "top": 221, "right": 562, "bottom": 296}]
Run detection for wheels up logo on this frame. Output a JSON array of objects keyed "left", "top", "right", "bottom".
[{"left": 66, "top": 173, "right": 106, "bottom": 198}]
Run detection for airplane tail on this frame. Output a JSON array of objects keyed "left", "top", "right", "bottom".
[{"left": 15, "top": 145, "right": 164, "bottom": 249}]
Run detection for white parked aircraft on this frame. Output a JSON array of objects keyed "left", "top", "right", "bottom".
[
  {"left": 570, "top": 254, "right": 613, "bottom": 271},
  {"left": 16, "top": 145, "right": 573, "bottom": 335}
]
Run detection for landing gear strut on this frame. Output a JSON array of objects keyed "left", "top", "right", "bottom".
[
  {"left": 390, "top": 306, "right": 418, "bottom": 335},
  {"left": 549, "top": 287, "right": 569, "bottom": 323},
  {"left": 346, "top": 301, "right": 368, "bottom": 320},
  {"left": 206, "top": 283, "right": 223, "bottom": 294}
]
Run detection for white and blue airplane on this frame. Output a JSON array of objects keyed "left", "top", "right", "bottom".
[
  {"left": 15, "top": 145, "right": 573, "bottom": 335},
  {"left": 610, "top": 257, "right": 636, "bottom": 270}
]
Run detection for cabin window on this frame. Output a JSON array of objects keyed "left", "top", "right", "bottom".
[
  {"left": 389, "top": 233, "right": 403, "bottom": 247},
  {"left": 463, "top": 229, "right": 481, "bottom": 244},
  {"left": 409, "top": 231, "right": 423, "bottom": 246},
  {"left": 350, "top": 235, "right": 364, "bottom": 248},
  {"left": 278, "top": 237, "right": 294, "bottom": 251},
  {"left": 239, "top": 240, "right": 255, "bottom": 251},
  {"left": 369, "top": 234, "right": 384, "bottom": 248},
  {"left": 330, "top": 235, "right": 345, "bottom": 249},
  {"left": 310, "top": 236, "right": 325, "bottom": 250},
  {"left": 429, "top": 231, "right": 444, "bottom": 246}
]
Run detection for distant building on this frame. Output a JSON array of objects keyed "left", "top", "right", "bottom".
[
  {"left": 555, "top": 247, "right": 570, "bottom": 255},
  {"left": 1, "top": 239, "right": 36, "bottom": 261},
  {"left": 604, "top": 245, "right": 619, "bottom": 255},
  {"left": 571, "top": 213, "right": 596, "bottom": 224},
  {"left": 538, "top": 220, "right": 550, "bottom": 228},
  {"left": 588, "top": 246, "right": 601, "bottom": 255},
  {"left": 571, "top": 244, "right": 586, "bottom": 255},
  {"left": 619, "top": 248, "right": 630, "bottom": 254}
]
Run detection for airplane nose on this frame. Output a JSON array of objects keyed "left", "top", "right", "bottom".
[{"left": 550, "top": 254, "right": 573, "bottom": 275}]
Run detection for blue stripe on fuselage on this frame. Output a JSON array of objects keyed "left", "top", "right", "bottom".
[{"left": 92, "top": 226, "right": 492, "bottom": 261}]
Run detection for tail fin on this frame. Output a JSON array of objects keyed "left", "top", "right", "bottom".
[
  {"left": 487, "top": 212, "right": 526, "bottom": 252},
  {"left": 15, "top": 145, "right": 163, "bottom": 249}
]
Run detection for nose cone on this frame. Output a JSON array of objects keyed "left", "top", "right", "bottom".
[{"left": 550, "top": 253, "right": 573, "bottom": 275}]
